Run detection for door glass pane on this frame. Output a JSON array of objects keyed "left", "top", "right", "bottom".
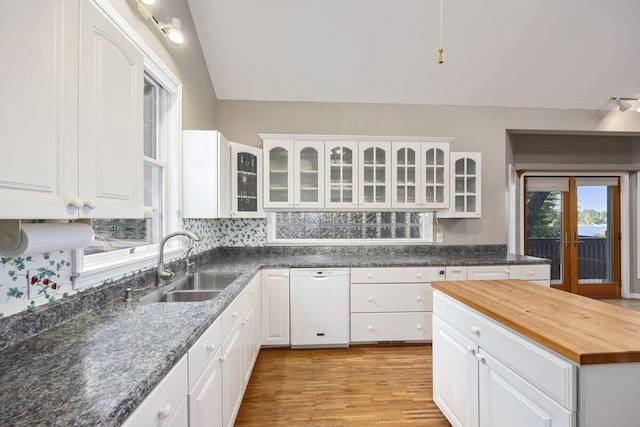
[
  {"left": 526, "top": 190, "right": 563, "bottom": 284},
  {"left": 269, "top": 148, "right": 288, "bottom": 202},
  {"left": 237, "top": 152, "right": 257, "bottom": 211},
  {"left": 577, "top": 185, "right": 613, "bottom": 283},
  {"left": 299, "top": 147, "right": 318, "bottom": 203}
]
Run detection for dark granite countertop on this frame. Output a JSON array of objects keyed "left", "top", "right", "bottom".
[{"left": 0, "top": 248, "right": 547, "bottom": 426}]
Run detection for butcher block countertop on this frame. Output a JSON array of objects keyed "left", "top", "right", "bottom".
[{"left": 431, "top": 279, "right": 640, "bottom": 365}]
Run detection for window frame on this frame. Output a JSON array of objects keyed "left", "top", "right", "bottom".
[
  {"left": 72, "top": 1, "right": 183, "bottom": 290},
  {"left": 266, "top": 212, "right": 434, "bottom": 246}
]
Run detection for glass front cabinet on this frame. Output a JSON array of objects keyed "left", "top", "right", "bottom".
[
  {"left": 359, "top": 142, "right": 392, "bottom": 209},
  {"left": 263, "top": 140, "right": 295, "bottom": 209},
  {"left": 230, "top": 142, "right": 264, "bottom": 217},
  {"left": 325, "top": 141, "right": 359, "bottom": 209},
  {"left": 438, "top": 152, "right": 482, "bottom": 218}
]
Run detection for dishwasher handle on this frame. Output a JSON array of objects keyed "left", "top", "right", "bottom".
[{"left": 290, "top": 269, "right": 349, "bottom": 278}]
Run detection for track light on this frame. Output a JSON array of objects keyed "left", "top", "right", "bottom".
[
  {"left": 136, "top": 0, "right": 184, "bottom": 45},
  {"left": 611, "top": 97, "right": 639, "bottom": 112}
]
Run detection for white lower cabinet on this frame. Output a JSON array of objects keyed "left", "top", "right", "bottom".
[
  {"left": 450, "top": 264, "right": 550, "bottom": 286},
  {"left": 122, "top": 356, "right": 189, "bottom": 427},
  {"left": 350, "top": 267, "right": 444, "bottom": 342},
  {"left": 222, "top": 319, "right": 244, "bottom": 427},
  {"left": 433, "top": 291, "right": 576, "bottom": 427},
  {"left": 261, "top": 269, "right": 290, "bottom": 346},
  {"left": 465, "top": 265, "right": 510, "bottom": 280}
]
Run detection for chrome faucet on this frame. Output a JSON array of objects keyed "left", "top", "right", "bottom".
[
  {"left": 185, "top": 245, "right": 196, "bottom": 275},
  {"left": 156, "top": 231, "right": 201, "bottom": 286}
]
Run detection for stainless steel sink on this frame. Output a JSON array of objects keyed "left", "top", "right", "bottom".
[
  {"left": 138, "top": 271, "right": 241, "bottom": 303},
  {"left": 171, "top": 271, "right": 241, "bottom": 291}
]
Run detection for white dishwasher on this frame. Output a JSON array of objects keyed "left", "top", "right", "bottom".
[{"left": 290, "top": 268, "right": 350, "bottom": 348}]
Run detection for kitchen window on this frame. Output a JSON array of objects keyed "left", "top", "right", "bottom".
[{"left": 267, "top": 211, "right": 433, "bottom": 245}]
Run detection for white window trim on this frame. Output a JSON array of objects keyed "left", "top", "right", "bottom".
[
  {"left": 266, "top": 212, "right": 434, "bottom": 246},
  {"left": 513, "top": 171, "right": 630, "bottom": 297},
  {"left": 72, "top": 0, "right": 184, "bottom": 290}
]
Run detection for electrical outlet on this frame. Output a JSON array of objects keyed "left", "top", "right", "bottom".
[{"left": 436, "top": 232, "right": 444, "bottom": 243}]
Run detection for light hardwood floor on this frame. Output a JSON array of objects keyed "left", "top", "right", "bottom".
[{"left": 234, "top": 344, "right": 451, "bottom": 427}]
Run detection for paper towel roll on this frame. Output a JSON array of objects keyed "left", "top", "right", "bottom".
[{"left": 0, "top": 222, "right": 95, "bottom": 257}]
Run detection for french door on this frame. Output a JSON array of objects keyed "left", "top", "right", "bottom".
[{"left": 524, "top": 176, "right": 620, "bottom": 297}]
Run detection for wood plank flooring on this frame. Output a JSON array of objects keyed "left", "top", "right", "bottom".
[{"left": 234, "top": 344, "right": 451, "bottom": 426}]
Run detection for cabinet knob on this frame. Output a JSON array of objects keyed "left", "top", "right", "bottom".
[
  {"left": 284, "top": 273, "right": 289, "bottom": 278},
  {"left": 368, "top": 273, "right": 373, "bottom": 279},
  {"left": 416, "top": 324, "right": 422, "bottom": 329},
  {"left": 158, "top": 404, "right": 171, "bottom": 420},
  {"left": 439, "top": 270, "right": 445, "bottom": 275},
  {"left": 416, "top": 296, "right": 422, "bottom": 301},
  {"left": 416, "top": 273, "right": 422, "bottom": 278},
  {"left": 475, "top": 353, "right": 486, "bottom": 363},
  {"left": 368, "top": 325, "right": 373, "bottom": 331},
  {"left": 470, "top": 326, "right": 480, "bottom": 336},
  {"left": 368, "top": 296, "right": 373, "bottom": 302},
  {"left": 466, "top": 345, "right": 475, "bottom": 354},
  {"left": 242, "top": 319, "right": 248, "bottom": 325},
  {"left": 83, "top": 199, "right": 97, "bottom": 209},
  {"left": 206, "top": 342, "right": 216, "bottom": 352},
  {"left": 68, "top": 198, "right": 83, "bottom": 209},
  {"left": 220, "top": 354, "right": 227, "bottom": 362},
  {"left": 232, "top": 312, "right": 239, "bottom": 319}
]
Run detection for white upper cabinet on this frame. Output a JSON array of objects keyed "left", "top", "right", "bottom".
[
  {"left": 230, "top": 142, "right": 264, "bottom": 218},
  {"left": 0, "top": 0, "right": 143, "bottom": 219},
  {"left": 438, "top": 152, "right": 482, "bottom": 218},
  {"left": 294, "top": 140, "right": 324, "bottom": 209},
  {"left": 263, "top": 139, "right": 295, "bottom": 209},
  {"left": 183, "top": 130, "right": 231, "bottom": 218},
  {"left": 325, "top": 141, "right": 359, "bottom": 209},
  {"left": 392, "top": 142, "right": 420, "bottom": 209},
  {"left": 422, "top": 142, "right": 450, "bottom": 209},
  {"left": 359, "top": 141, "right": 391, "bottom": 209}
]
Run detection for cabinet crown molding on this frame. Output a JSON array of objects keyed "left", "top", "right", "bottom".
[{"left": 259, "top": 134, "right": 455, "bottom": 143}]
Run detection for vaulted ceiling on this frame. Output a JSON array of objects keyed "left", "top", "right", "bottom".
[{"left": 185, "top": 0, "right": 640, "bottom": 111}]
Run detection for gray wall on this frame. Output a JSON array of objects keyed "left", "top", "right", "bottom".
[
  {"left": 107, "top": 0, "right": 217, "bottom": 129},
  {"left": 218, "top": 100, "right": 640, "bottom": 245}
]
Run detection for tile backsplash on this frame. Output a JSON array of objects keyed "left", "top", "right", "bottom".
[{"left": 0, "top": 218, "right": 267, "bottom": 319}]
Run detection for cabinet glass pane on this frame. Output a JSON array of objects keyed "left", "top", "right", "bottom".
[
  {"left": 455, "top": 158, "right": 465, "bottom": 174},
  {"left": 364, "top": 186, "right": 374, "bottom": 201},
  {"left": 329, "top": 147, "right": 354, "bottom": 204},
  {"left": 237, "top": 152, "right": 257, "bottom": 212},
  {"left": 426, "top": 148, "right": 434, "bottom": 165},
  {"left": 269, "top": 148, "right": 288, "bottom": 202},
  {"left": 364, "top": 148, "right": 374, "bottom": 165},
  {"left": 436, "top": 166, "right": 444, "bottom": 184},
  {"left": 425, "top": 187, "right": 434, "bottom": 203},
  {"left": 375, "top": 167, "right": 385, "bottom": 183},
  {"left": 397, "top": 148, "right": 406, "bottom": 165},
  {"left": 407, "top": 167, "right": 415, "bottom": 184},
  {"left": 425, "top": 168, "right": 434, "bottom": 185},
  {"left": 467, "top": 159, "right": 476, "bottom": 175},
  {"left": 436, "top": 186, "right": 444, "bottom": 203},
  {"left": 375, "top": 148, "right": 385, "bottom": 164},
  {"left": 455, "top": 195, "right": 465, "bottom": 212},
  {"left": 467, "top": 177, "right": 476, "bottom": 194},
  {"left": 455, "top": 177, "right": 465, "bottom": 193},
  {"left": 436, "top": 148, "right": 444, "bottom": 165},
  {"left": 376, "top": 186, "right": 385, "bottom": 203},
  {"left": 364, "top": 167, "right": 374, "bottom": 183},
  {"left": 343, "top": 166, "right": 352, "bottom": 183},
  {"left": 298, "top": 147, "right": 318, "bottom": 203},
  {"left": 467, "top": 196, "right": 476, "bottom": 212}
]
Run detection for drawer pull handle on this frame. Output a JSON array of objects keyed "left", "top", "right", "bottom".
[
  {"left": 206, "top": 342, "right": 216, "bottom": 352},
  {"left": 470, "top": 326, "right": 480, "bottom": 336},
  {"left": 158, "top": 404, "right": 171, "bottom": 420},
  {"left": 368, "top": 297, "right": 373, "bottom": 302}
]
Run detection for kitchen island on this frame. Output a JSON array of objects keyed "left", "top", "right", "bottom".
[{"left": 431, "top": 279, "right": 640, "bottom": 427}]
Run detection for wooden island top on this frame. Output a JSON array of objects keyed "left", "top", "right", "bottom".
[{"left": 431, "top": 279, "right": 640, "bottom": 365}]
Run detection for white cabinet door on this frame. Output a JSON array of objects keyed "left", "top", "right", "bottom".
[
  {"left": 359, "top": 141, "right": 391, "bottom": 208},
  {"left": 189, "top": 346, "right": 223, "bottom": 427},
  {"left": 263, "top": 139, "right": 295, "bottom": 209},
  {"left": 422, "top": 142, "right": 450, "bottom": 209},
  {"left": 262, "top": 269, "right": 290, "bottom": 346},
  {"left": 478, "top": 350, "right": 574, "bottom": 427},
  {"left": 325, "top": 141, "right": 359, "bottom": 209},
  {"left": 222, "top": 323, "right": 244, "bottom": 427},
  {"left": 230, "top": 142, "right": 264, "bottom": 218},
  {"left": 438, "top": 152, "right": 481, "bottom": 219},
  {"left": 294, "top": 140, "right": 325, "bottom": 208},
  {"left": 242, "top": 294, "right": 259, "bottom": 384},
  {"left": 466, "top": 265, "right": 509, "bottom": 280},
  {"left": 433, "top": 316, "right": 479, "bottom": 427},
  {"left": 0, "top": 0, "right": 79, "bottom": 219},
  {"left": 78, "top": 0, "right": 143, "bottom": 218},
  {"left": 183, "top": 130, "right": 231, "bottom": 218},
  {"left": 122, "top": 356, "right": 189, "bottom": 427},
  {"left": 392, "top": 142, "right": 421, "bottom": 209}
]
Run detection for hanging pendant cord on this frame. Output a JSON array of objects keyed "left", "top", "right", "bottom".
[{"left": 438, "top": 0, "right": 444, "bottom": 63}]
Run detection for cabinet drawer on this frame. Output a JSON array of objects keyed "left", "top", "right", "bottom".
[
  {"left": 509, "top": 264, "right": 551, "bottom": 281},
  {"left": 188, "top": 317, "right": 222, "bottom": 388},
  {"left": 351, "top": 267, "right": 444, "bottom": 283},
  {"left": 351, "top": 283, "right": 432, "bottom": 312},
  {"left": 351, "top": 312, "right": 432, "bottom": 342},
  {"left": 434, "top": 292, "right": 576, "bottom": 411},
  {"left": 221, "top": 276, "right": 259, "bottom": 338},
  {"left": 122, "top": 356, "right": 188, "bottom": 427}
]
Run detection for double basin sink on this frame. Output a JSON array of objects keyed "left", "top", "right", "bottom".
[{"left": 140, "top": 271, "right": 241, "bottom": 303}]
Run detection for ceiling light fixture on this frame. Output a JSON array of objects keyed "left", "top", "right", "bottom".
[
  {"left": 136, "top": 0, "right": 184, "bottom": 45},
  {"left": 611, "top": 97, "right": 639, "bottom": 112}
]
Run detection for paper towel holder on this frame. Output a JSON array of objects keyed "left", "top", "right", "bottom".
[{"left": 0, "top": 219, "right": 23, "bottom": 253}]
